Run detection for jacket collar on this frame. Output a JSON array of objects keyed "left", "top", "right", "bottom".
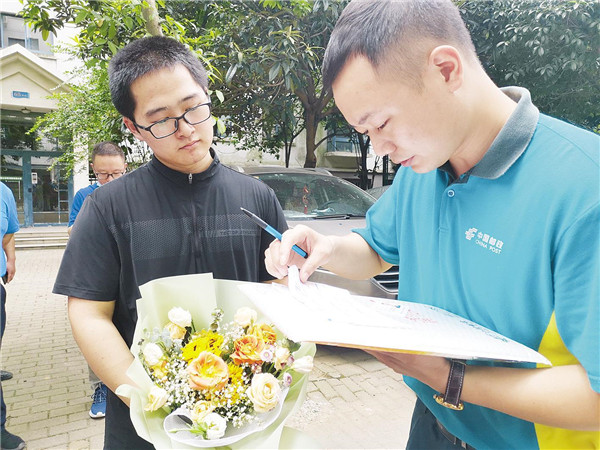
[{"left": 149, "top": 148, "right": 221, "bottom": 185}]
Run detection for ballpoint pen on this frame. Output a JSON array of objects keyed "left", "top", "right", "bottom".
[{"left": 240, "top": 207, "right": 308, "bottom": 258}]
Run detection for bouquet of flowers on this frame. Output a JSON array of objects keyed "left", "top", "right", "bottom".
[
  {"left": 116, "top": 273, "right": 316, "bottom": 449},
  {"left": 141, "top": 305, "right": 313, "bottom": 445}
]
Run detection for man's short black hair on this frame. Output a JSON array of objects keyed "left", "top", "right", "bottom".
[
  {"left": 108, "top": 36, "right": 209, "bottom": 121},
  {"left": 91, "top": 141, "right": 125, "bottom": 163},
  {"left": 322, "top": 0, "right": 478, "bottom": 92}
]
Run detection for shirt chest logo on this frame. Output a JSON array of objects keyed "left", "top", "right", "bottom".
[{"left": 465, "top": 227, "right": 504, "bottom": 255}]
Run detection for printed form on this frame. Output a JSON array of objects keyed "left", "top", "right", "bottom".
[{"left": 238, "top": 266, "right": 550, "bottom": 365}]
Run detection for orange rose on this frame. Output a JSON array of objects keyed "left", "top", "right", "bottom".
[
  {"left": 249, "top": 324, "right": 277, "bottom": 345},
  {"left": 187, "top": 351, "right": 229, "bottom": 391},
  {"left": 230, "top": 335, "right": 265, "bottom": 365}
]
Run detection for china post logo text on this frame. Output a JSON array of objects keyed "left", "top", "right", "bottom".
[{"left": 465, "top": 227, "right": 504, "bottom": 255}]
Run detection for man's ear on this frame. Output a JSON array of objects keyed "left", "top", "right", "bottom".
[
  {"left": 429, "top": 45, "right": 463, "bottom": 93},
  {"left": 123, "top": 117, "right": 144, "bottom": 141}
]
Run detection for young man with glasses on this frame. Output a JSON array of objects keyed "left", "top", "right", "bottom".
[
  {"left": 67, "top": 141, "right": 126, "bottom": 421},
  {"left": 54, "top": 36, "right": 287, "bottom": 449}
]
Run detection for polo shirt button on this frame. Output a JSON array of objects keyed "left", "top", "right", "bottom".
[{"left": 447, "top": 190, "right": 455, "bottom": 197}]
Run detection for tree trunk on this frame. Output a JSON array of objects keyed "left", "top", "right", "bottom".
[
  {"left": 303, "top": 110, "right": 318, "bottom": 168},
  {"left": 143, "top": 0, "right": 163, "bottom": 37},
  {"left": 357, "top": 133, "right": 370, "bottom": 189}
]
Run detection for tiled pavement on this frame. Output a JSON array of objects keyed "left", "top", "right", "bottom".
[{"left": 1, "top": 242, "right": 415, "bottom": 449}]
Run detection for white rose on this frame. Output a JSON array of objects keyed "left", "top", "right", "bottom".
[
  {"left": 247, "top": 373, "right": 281, "bottom": 413},
  {"left": 168, "top": 307, "right": 192, "bottom": 328},
  {"left": 234, "top": 307, "right": 257, "bottom": 327},
  {"left": 143, "top": 343, "right": 163, "bottom": 366},
  {"left": 203, "top": 412, "right": 227, "bottom": 440},
  {"left": 144, "top": 386, "right": 169, "bottom": 411},
  {"left": 273, "top": 347, "right": 290, "bottom": 370},
  {"left": 291, "top": 355, "right": 314, "bottom": 374}
]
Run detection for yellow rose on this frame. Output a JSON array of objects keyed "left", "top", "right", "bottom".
[
  {"left": 144, "top": 386, "right": 169, "bottom": 412},
  {"left": 230, "top": 335, "right": 265, "bottom": 365},
  {"left": 247, "top": 373, "right": 281, "bottom": 413},
  {"left": 165, "top": 322, "right": 186, "bottom": 340},
  {"left": 248, "top": 324, "right": 277, "bottom": 345},
  {"left": 187, "top": 351, "right": 229, "bottom": 391}
]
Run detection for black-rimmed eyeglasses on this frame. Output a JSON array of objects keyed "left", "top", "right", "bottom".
[
  {"left": 133, "top": 102, "right": 212, "bottom": 139},
  {"left": 95, "top": 171, "right": 125, "bottom": 181}
]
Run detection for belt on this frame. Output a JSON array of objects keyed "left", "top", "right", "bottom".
[{"left": 436, "top": 419, "right": 476, "bottom": 449}]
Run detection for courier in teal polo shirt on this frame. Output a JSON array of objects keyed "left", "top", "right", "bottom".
[
  {"left": 355, "top": 86, "right": 599, "bottom": 449},
  {"left": 264, "top": 2, "right": 600, "bottom": 448}
]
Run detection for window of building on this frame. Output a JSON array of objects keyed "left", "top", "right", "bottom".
[{"left": 1, "top": 13, "right": 53, "bottom": 55}]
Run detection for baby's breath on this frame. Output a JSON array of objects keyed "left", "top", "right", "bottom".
[{"left": 139, "top": 307, "right": 306, "bottom": 438}]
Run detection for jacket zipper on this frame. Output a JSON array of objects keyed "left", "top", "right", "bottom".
[{"left": 189, "top": 173, "right": 198, "bottom": 261}]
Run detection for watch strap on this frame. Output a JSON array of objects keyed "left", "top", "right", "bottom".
[{"left": 433, "top": 359, "right": 466, "bottom": 411}]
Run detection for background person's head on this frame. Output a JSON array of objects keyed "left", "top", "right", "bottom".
[
  {"left": 322, "top": 0, "right": 479, "bottom": 93},
  {"left": 108, "top": 36, "right": 209, "bottom": 122},
  {"left": 91, "top": 142, "right": 127, "bottom": 185}
]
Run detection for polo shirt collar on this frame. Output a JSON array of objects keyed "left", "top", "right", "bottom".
[
  {"left": 470, "top": 86, "right": 539, "bottom": 179},
  {"left": 149, "top": 148, "right": 221, "bottom": 185}
]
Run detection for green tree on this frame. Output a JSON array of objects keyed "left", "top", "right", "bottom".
[
  {"left": 460, "top": 0, "right": 600, "bottom": 131},
  {"left": 19, "top": 0, "right": 224, "bottom": 171},
  {"left": 27, "top": 61, "right": 132, "bottom": 174},
  {"left": 209, "top": 0, "right": 348, "bottom": 168}
]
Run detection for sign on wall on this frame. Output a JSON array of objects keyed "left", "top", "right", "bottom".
[{"left": 12, "top": 91, "right": 30, "bottom": 99}]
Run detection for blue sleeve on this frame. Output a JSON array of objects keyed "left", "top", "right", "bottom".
[
  {"left": 6, "top": 189, "right": 19, "bottom": 234},
  {"left": 69, "top": 189, "right": 87, "bottom": 226},
  {"left": 1, "top": 184, "right": 19, "bottom": 234},
  {"left": 353, "top": 181, "right": 400, "bottom": 265},
  {"left": 553, "top": 203, "right": 600, "bottom": 392}
]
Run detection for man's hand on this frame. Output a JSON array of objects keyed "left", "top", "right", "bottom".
[
  {"left": 4, "top": 259, "right": 15, "bottom": 283},
  {"left": 366, "top": 351, "right": 450, "bottom": 393},
  {"left": 265, "top": 225, "right": 334, "bottom": 283},
  {"left": 2, "top": 233, "right": 16, "bottom": 283},
  {"left": 368, "top": 349, "right": 600, "bottom": 431},
  {"left": 265, "top": 225, "right": 390, "bottom": 283}
]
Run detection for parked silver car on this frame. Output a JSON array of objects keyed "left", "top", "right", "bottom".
[{"left": 237, "top": 166, "right": 399, "bottom": 299}]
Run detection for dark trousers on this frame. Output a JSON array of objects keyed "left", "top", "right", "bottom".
[
  {"left": 1, "top": 283, "right": 7, "bottom": 430},
  {"left": 406, "top": 399, "right": 473, "bottom": 450}
]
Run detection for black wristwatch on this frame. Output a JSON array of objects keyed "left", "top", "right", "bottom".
[{"left": 433, "top": 359, "right": 466, "bottom": 411}]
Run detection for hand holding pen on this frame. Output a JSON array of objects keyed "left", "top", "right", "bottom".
[{"left": 240, "top": 207, "right": 308, "bottom": 258}]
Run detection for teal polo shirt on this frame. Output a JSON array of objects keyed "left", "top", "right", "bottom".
[{"left": 355, "top": 87, "right": 599, "bottom": 449}]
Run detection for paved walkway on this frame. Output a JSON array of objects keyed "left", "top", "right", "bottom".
[{"left": 1, "top": 247, "right": 415, "bottom": 449}]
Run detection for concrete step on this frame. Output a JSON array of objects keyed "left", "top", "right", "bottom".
[{"left": 15, "top": 228, "right": 69, "bottom": 250}]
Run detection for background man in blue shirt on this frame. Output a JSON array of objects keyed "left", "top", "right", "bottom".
[
  {"left": 68, "top": 141, "right": 127, "bottom": 235},
  {"left": 1, "top": 182, "right": 25, "bottom": 450},
  {"left": 68, "top": 141, "right": 126, "bottom": 420},
  {"left": 265, "top": 1, "right": 599, "bottom": 448}
]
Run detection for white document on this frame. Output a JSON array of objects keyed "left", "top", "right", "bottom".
[{"left": 238, "top": 266, "right": 550, "bottom": 365}]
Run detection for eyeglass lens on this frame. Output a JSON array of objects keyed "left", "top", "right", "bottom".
[
  {"left": 96, "top": 172, "right": 124, "bottom": 180},
  {"left": 150, "top": 103, "right": 211, "bottom": 138}
]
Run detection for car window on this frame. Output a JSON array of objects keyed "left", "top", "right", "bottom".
[{"left": 255, "top": 173, "right": 376, "bottom": 219}]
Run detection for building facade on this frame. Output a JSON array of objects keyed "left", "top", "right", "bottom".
[{"left": 1, "top": 7, "right": 83, "bottom": 227}]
